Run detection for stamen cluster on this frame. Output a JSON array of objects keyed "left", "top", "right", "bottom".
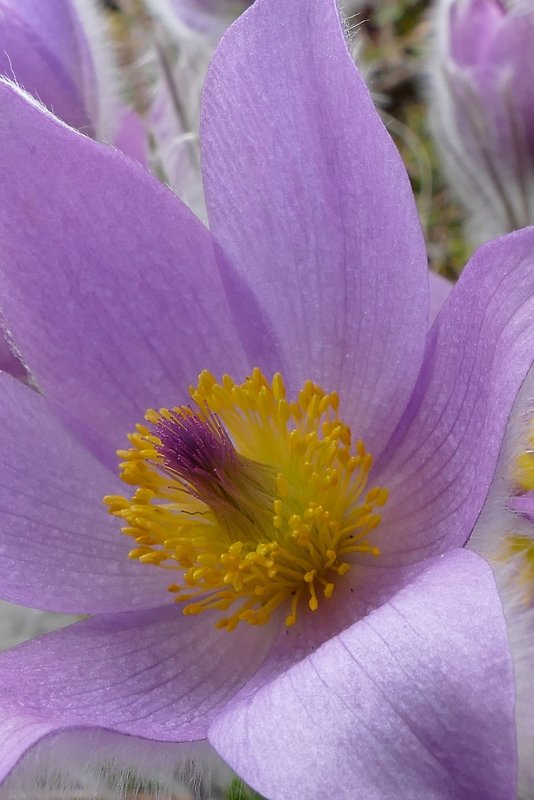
[{"left": 105, "top": 369, "right": 388, "bottom": 630}]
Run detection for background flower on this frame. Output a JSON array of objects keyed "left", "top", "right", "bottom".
[{"left": 429, "top": 0, "right": 534, "bottom": 244}]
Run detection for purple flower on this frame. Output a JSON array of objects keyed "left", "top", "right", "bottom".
[
  {"left": 430, "top": 0, "right": 534, "bottom": 243},
  {"left": 0, "top": 0, "right": 532, "bottom": 796}
]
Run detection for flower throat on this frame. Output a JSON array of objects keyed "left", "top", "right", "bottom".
[{"left": 105, "top": 369, "right": 388, "bottom": 631}]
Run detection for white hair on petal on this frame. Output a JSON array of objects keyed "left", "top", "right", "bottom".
[
  {"left": 0, "top": 313, "right": 27, "bottom": 377},
  {"left": 0, "top": 730, "right": 233, "bottom": 800},
  {"left": 69, "top": 0, "right": 121, "bottom": 142},
  {"left": 0, "top": 76, "right": 87, "bottom": 134},
  {"left": 469, "top": 366, "right": 534, "bottom": 798}
]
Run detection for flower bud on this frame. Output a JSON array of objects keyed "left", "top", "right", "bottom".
[{"left": 429, "top": 0, "right": 534, "bottom": 243}]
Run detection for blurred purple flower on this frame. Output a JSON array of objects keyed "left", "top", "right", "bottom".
[
  {"left": 0, "top": 0, "right": 533, "bottom": 797},
  {"left": 430, "top": 0, "right": 534, "bottom": 243}
]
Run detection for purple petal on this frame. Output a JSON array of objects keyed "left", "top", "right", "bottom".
[
  {"left": 482, "top": 8, "right": 534, "bottom": 159},
  {"left": 0, "top": 605, "right": 276, "bottom": 782},
  {"left": 210, "top": 549, "right": 516, "bottom": 800},
  {"left": 0, "top": 320, "right": 25, "bottom": 379},
  {"left": 0, "top": 80, "right": 249, "bottom": 451},
  {"left": 201, "top": 0, "right": 429, "bottom": 457},
  {"left": 114, "top": 106, "right": 150, "bottom": 167},
  {"left": 449, "top": 0, "right": 504, "bottom": 68},
  {"left": 0, "top": 372, "right": 173, "bottom": 614},
  {"left": 374, "top": 228, "right": 534, "bottom": 563},
  {"left": 509, "top": 492, "right": 534, "bottom": 524},
  {"left": 225, "top": 559, "right": 428, "bottom": 703},
  {"left": 0, "top": 0, "right": 113, "bottom": 137}
]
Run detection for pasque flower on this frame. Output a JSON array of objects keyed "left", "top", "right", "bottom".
[
  {"left": 0, "top": 0, "right": 533, "bottom": 797},
  {"left": 430, "top": 0, "right": 534, "bottom": 244}
]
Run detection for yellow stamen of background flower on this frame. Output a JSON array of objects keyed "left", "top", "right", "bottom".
[
  {"left": 505, "top": 423, "right": 534, "bottom": 603},
  {"left": 105, "top": 369, "right": 388, "bottom": 631},
  {"left": 499, "top": 535, "right": 534, "bottom": 604},
  {"left": 515, "top": 422, "right": 534, "bottom": 491}
]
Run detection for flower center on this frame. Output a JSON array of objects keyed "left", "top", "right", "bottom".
[{"left": 105, "top": 369, "right": 388, "bottom": 631}]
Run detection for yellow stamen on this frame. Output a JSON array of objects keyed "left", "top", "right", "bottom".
[
  {"left": 104, "top": 370, "right": 388, "bottom": 630},
  {"left": 515, "top": 420, "right": 534, "bottom": 491},
  {"left": 498, "top": 534, "right": 534, "bottom": 605}
]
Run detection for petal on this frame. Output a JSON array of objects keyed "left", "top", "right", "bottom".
[
  {"left": 509, "top": 492, "right": 534, "bottom": 523},
  {"left": 449, "top": 0, "right": 504, "bottom": 67},
  {"left": 374, "top": 228, "right": 534, "bottom": 563},
  {"left": 210, "top": 549, "right": 516, "bottom": 800},
  {"left": 483, "top": 8, "right": 534, "bottom": 152},
  {"left": 0, "top": 326, "right": 25, "bottom": 379},
  {"left": 0, "top": 605, "right": 276, "bottom": 782},
  {"left": 0, "top": 81, "right": 248, "bottom": 450},
  {"left": 0, "top": 0, "right": 118, "bottom": 139},
  {"left": 113, "top": 106, "right": 150, "bottom": 167},
  {"left": 201, "top": 0, "right": 429, "bottom": 456},
  {"left": 0, "top": 0, "right": 92, "bottom": 133},
  {"left": 0, "top": 373, "right": 173, "bottom": 614}
]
